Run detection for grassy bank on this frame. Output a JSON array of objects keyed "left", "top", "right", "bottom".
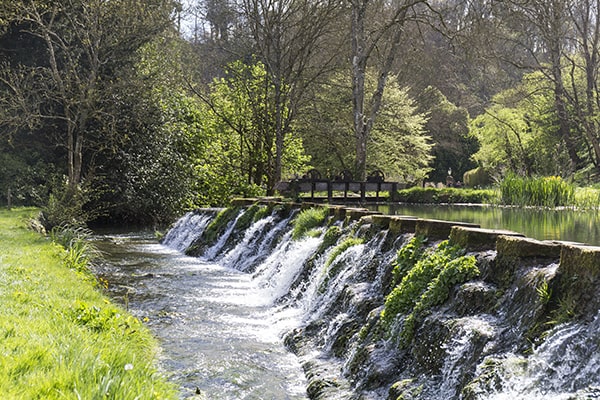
[{"left": 0, "top": 208, "right": 177, "bottom": 399}]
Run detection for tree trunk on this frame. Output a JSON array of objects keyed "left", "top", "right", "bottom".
[{"left": 351, "top": 0, "right": 367, "bottom": 180}]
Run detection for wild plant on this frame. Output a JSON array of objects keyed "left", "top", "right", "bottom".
[
  {"left": 500, "top": 174, "right": 575, "bottom": 207},
  {"left": 292, "top": 207, "right": 328, "bottom": 240}
]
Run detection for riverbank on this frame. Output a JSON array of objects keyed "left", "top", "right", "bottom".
[{"left": 0, "top": 208, "right": 177, "bottom": 399}]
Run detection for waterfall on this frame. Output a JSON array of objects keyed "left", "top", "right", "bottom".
[
  {"left": 161, "top": 210, "right": 216, "bottom": 252},
  {"left": 161, "top": 204, "right": 600, "bottom": 400}
]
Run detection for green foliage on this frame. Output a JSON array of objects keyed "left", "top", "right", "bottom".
[
  {"left": 396, "top": 187, "right": 496, "bottom": 204},
  {"left": 391, "top": 236, "right": 427, "bottom": 287},
  {"left": 381, "top": 240, "right": 479, "bottom": 347},
  {"left": 317, "top": 225, "right": 343, "bottom": 255},
  {"left": 50, "top": 224, "right": 101, "bottom": 285},
  {"left": 325, "top": 237, "right": 364, "bottom": 269},
  {"left": 463, "top": 167, "right": 491, "bottom": 188},
  {"left": 469, "top": 71, "right": 569, "bottom": 178},
  {"left": 296, "top": 69, "right": 433, "bottom": 182},
  {"left": 318, "top": 237, "right": 364, "bottom": 293},
  {"left": 573, "top": 187, "right": 600, "bottom": 209},
  {"left": 252, "top": 204, "right": 271, "bottom": 222},
  {"left": 199, "top": 59, "right": 310, "bottom": 194},
  {"left": 202, "top": 207, "right": 240, "bottom": 244},
  {"left": 499, "top": 174, "right": 575, "bottom": 207},
  {"left": 292, "top": 207, "right": 328, "bottom": 240},
  {"left": 416, "top": 86, "right": 477, "bottom": 183},
  {"left": 536, "top": 279, "right": 552, "bottom": 305},
  {"left": 368, "top": 77, "right": 434, "bottom": 182},
  {"left": 41, "top": 182, "right": 96, "bottom": 230}
]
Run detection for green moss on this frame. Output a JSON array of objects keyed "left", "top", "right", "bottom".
[
  {"left": 318, "top": 237, "right": 364, "bottom": 293},
  {"left": 316, "top": 225, "right": 343, "bottom": 255},
  {"left": 380, "top": 240, "right": 479, "bottom": 347},
  {"left": 252, "top": 204, "right": 270, "bottom": 222},
  {"left": 203, "top": 207, "right": 240, "bottom": 244},
  {"left": 234, "top": 204, "right": 261, "bottom": 231},
  {"left": 399, "top": 254, "right": 478, "bottom": 345},
  {"left": 292, "top": 207, "right": 328, "bottom": 240},
  {"left": 325, "top": 237, "right": 364, "bottom": 269}
]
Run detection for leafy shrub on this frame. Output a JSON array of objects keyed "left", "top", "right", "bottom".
[{"left": 396, "top": 187, "right": 496, "bottom": 204}]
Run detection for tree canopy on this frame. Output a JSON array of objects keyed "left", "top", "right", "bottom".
[{"left": 3, "top": 0, "right": 600, "bottom": 223}]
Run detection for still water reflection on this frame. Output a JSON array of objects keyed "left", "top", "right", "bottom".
[{"left": 374, "top": 204, "right": 600, "bottom": 246}]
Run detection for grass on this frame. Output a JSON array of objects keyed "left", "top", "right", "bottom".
[
  {"left": 396, "top": 186, "right": 496, "bottom": 204},
  {"left": 0, "top": 208, "right": 177, "bottom": 399},
  {"left": 292, "top": 207, "right": 328, "bottom": 240}
]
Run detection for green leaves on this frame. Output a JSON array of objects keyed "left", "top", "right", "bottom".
[{"left": 381, "top": 240, "right": 479, "bottom": 347}]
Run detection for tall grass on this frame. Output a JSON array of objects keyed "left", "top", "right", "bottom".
[
  {"left": 499, "top": 174, "right": 575, "bottom": 207},
  {"left": 0, "top": 209, "right": 177, "bottom": 399},
  {"left": 292, "top": 207, "right": 328, "bottom": 240}
]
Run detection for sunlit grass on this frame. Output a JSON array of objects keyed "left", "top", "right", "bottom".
[{"left": 0, "top": 208, "right": 177, "bottom": 399}]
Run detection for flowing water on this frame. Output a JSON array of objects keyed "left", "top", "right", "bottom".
[
  {"left": 93, "top": 232, "right": 309, "bottom": 399},
  {"left": 92, "top": 205, "right": 600, "bottom": 400}
]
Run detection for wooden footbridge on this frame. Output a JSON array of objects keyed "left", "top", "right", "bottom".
[{"left": 275, "top": 169, "right": 400, "bottom": 203}]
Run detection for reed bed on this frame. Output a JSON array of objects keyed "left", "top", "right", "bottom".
[{"left": 500, "top": 174, "right": 575, "bottom": 207}]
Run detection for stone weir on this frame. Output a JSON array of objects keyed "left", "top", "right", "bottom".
[{"left": 187, "top": 198, "right": 600, "bottom": 400}]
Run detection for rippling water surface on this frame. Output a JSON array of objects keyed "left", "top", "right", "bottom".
[{"left": 93, "top": 233, "right": 307, "bottom": 400}]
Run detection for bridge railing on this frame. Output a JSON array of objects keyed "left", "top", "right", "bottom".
[{"left": 275, "top": 177, "right": 400, "bottom": 202}]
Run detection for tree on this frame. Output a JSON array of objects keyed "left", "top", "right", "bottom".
[
  {"left": 240, "top": 0, "right": 343, "bottom": 190},
  {"left": 415, "top": 86, "right": 476, "bottom": 183},
  {"left": 296, "top": 69, "right": 432, "bottom": 183},
  {"left": 470, "top": 72, "right": 568, "bottom": 178},
  {"left": 193, "top": 59, "right": 310, "bottom": 199},
  {"left": 348, "top": 0, "right": 428, "bottom": 180},
  {"left": 0, "top": 0, "right": 175, "bottom": 188}
]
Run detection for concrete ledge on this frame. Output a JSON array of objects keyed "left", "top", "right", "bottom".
[
  {"left": 231, "top": 197, "right": 259, "bottom": 207},
  {"left": 450, "top": 226, "right": 525, "bottom": 251},
  {"left": 388, "top": 216, "right": 418, "bottom": 235},
  {"left": 369, "top": 215, "right": 392, "bottom": 230},
  {"left": 345, "top": 208, "right": 381, "bottom": 221},
  {"left": 496, "top": 235, "right": 562, "bottom": 259},
  {"left": 415, "top": 219, "right": 480, "bottom": 240},
  {"left": 558, "top": 244, "right": 600, "bottom": 279}
]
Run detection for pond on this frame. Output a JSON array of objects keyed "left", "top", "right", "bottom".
[{"left": 373, "top": 204, "right": 600, "bottom": 246}]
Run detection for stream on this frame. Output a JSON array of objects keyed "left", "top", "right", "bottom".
[{"left": 93, "top": 232, "right": 308, "bottom": 399}]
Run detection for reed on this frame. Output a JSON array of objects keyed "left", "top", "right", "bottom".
[{"left": 499, "top": 174, "right": 575, "bottom": 207}]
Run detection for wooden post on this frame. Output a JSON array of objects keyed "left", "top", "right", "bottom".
[
  {"left": 327, "top": 181, "right": 333, "bottom": 203},
  {"left": 390, "top": 183, "right": 398, "bottom": 202},
  {"left": 7, "top": 187, "right": 11, "bottom": 209}
]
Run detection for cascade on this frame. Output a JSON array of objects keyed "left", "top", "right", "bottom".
[
  {"left": 159, "top": 201, "right": 600, "bottom": 400},
  {"left": 161, "top": 210, "right": 216, "bottom": 252}
]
